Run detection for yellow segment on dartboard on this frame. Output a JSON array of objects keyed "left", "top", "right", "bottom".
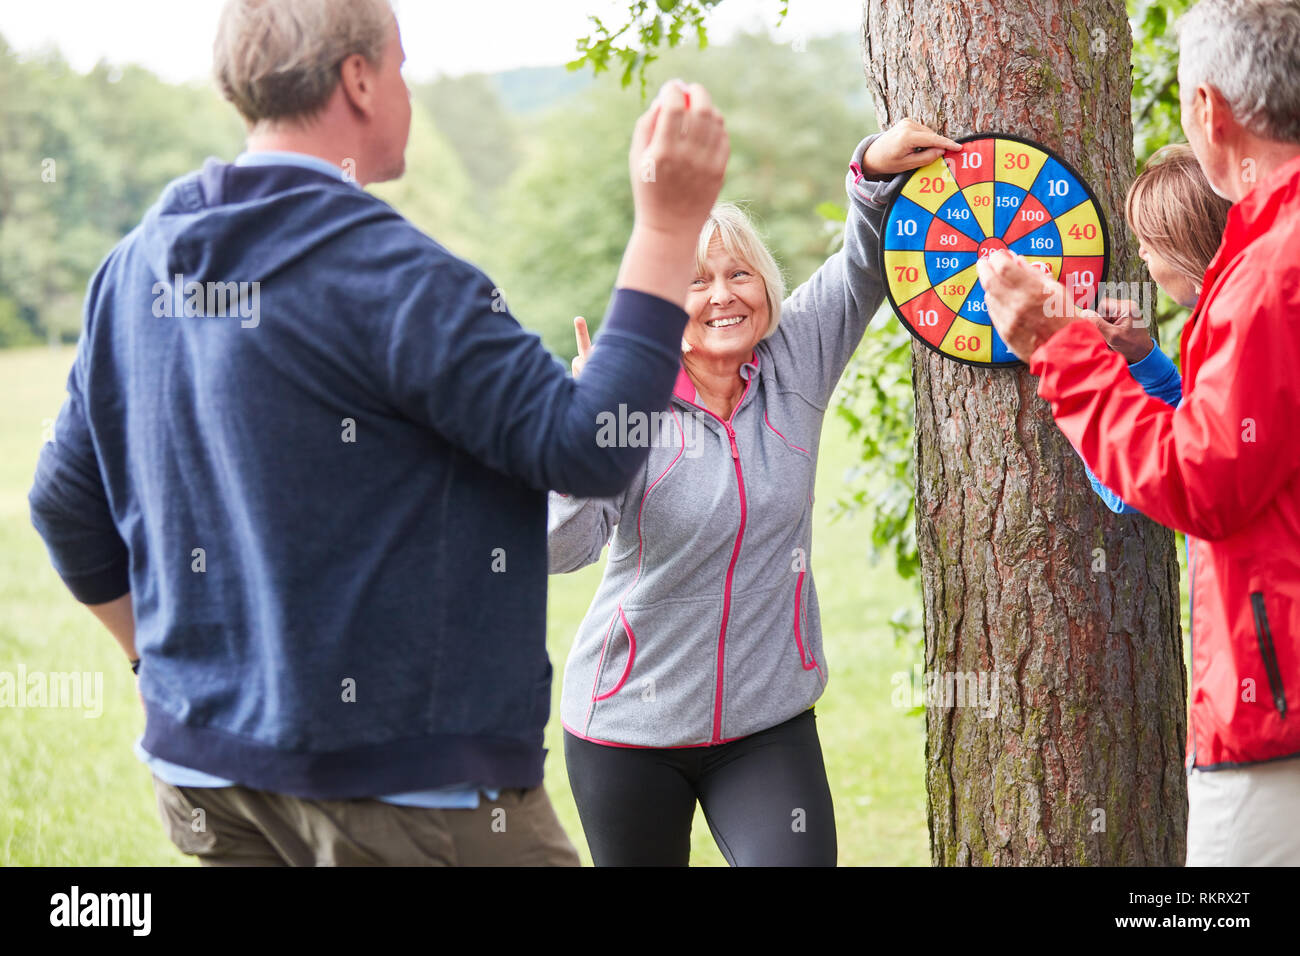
[
  {"left": 941, "top": 316, "right": 992, "bottom": 363},
  {"left": 1022, "top": 256, "right": 1063, "bottom": 281},
  {"left": 883, "top": 250, "right": 930, "bottom": 304},
  {"left": 935, "top": 264, "right": 978, "bottom": 313},
  {"left": 1055, "top": 200, "right": 1106, "bottom": 255},
  {"left": 962, "top": 181, "right": 995, "bottom": 238},
  {"left": 899, "top": 156, "right": 960, "bottom": 214},
  {"left": 995, "top": 139, "right": 1049, "bottom": 191}
]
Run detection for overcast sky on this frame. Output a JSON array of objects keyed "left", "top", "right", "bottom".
[{"left": 0, "top": 0, "right": 861, "bottom": 83}]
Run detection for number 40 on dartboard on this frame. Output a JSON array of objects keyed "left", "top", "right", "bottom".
[{"left": 880, "top": 132, "right": 1110, "bottom": 368}]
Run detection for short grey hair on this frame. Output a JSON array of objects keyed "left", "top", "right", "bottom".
[
  {"left": 1178, "top": 0, "right": 1300, "bottom": 144},
  {"left": 214, "top": 0, "right": 394, "bottom": 125}
]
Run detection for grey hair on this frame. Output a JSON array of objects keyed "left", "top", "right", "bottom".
[
  {"left": 214, "top": 0, "right": 394, "bottom": 125},
  {"left": 1177, "top": 0, "right": 1300, "bottom": 144},
  {"left": 695, "top": 202, "right": 786, "bottom": 341}
]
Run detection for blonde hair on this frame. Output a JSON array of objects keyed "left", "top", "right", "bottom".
[
  {"left": 1125, "top": 144, "right": 1232, "bottom": 288},
  {"left": 695, "top": 202, "right": 786, "bottom": 340},
  {"left": 213, "top": 0, "right": 394, "bottom": 125}
]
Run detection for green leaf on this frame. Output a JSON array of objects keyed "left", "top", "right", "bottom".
[{"left": 815, "top": 200, "right": 847, "bottom": 223}]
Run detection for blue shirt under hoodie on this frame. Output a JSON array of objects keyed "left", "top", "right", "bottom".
[{"left": 28, "top": 155, "right": 689, "bottom": 800}]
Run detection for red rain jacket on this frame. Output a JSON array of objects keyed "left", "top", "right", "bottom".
[{"left": 1030, "top": 152, "right": 1300, "bottom": 770}]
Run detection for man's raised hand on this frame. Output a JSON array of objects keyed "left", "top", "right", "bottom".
[
  {"left": 629, "top": 81, "right": 729, "bottom": 240},
  {"left": 616, "top": 81, "right": 729, "bottom": 307}
]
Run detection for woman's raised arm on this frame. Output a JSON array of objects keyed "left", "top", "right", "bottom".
[{"left": 766, "top": 121, "right": 960, "bottom": 408}]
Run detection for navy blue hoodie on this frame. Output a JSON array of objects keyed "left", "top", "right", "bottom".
[{"left": 28, "top": 158, "right": 688, "bottom": 798}]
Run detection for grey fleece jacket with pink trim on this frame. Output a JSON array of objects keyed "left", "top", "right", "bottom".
[{"left": 548, "top": 134, "right": 893, "bottom": 748}]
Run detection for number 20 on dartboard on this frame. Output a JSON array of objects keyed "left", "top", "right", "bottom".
[{"left": 878, "top": 132, "right": 1109, "bottom": 368}]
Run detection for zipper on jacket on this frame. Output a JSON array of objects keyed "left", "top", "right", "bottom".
[
  {"left": 675, "top": 367, "right": 755, "bottom": 746},
  {"left": 714, "top": 418, "right": 747, "bottom": 742},
  {"left": 1250, "top": 591, "right": 1288, "bottom": 718}
]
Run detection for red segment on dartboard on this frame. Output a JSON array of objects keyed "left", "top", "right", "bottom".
[
  {"left": 1060, "top": 256, "right": 1107, "bottom": 305},
  {"left": 925, "top": 216, "right": 979, "bottom": 254},
  {"left": 978, "top": 237, "right": 1009, "bottom": 258},
  {"left": 899, "top": 288, "right": 957, "bottom": 348},
  {"left": 944, "top": 138, "right": 995, "bottom": 190},
  {"left": 1002, "top": 194, "right": 1052, "bottom": 245}
]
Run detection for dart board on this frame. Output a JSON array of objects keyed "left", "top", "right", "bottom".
[{"left": 879, "top": 133, "right": 1109, "bottom": 368}]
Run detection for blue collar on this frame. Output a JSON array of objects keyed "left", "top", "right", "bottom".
[{"left": 234, "top": 150, "right": 361, "bottom": 189}]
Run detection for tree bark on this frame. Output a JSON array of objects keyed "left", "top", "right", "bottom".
[{"left": 862, "top": 0, "right": 1187, "bottom": 865}]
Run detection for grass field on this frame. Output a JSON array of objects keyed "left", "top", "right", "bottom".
[{"left": 0, "top": 344, "right": 928, "bottom": 866}]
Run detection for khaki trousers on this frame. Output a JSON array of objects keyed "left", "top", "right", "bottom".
[
  {"left": 1185, "top": 757, "right": 1300, "bottom": 866},
  {"left": 152, "top": 775, "right": 581, "bottom": 866}
]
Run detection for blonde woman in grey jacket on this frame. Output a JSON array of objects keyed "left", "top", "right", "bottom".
[{"left": 551, "top": 120, "right": 960, "bottom": 866}]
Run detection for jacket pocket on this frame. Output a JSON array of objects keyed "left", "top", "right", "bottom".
[
  {"left": 593, "top": 607, "right": 637, "bottom": 701},
  {"left": 763, "top": 409, "right": 815, "bottom": 506},
  {"left": 793, "top": 570, "right": 817, "bottom": 671},
  {"left": 1250, "top": 591, "right": 1288, "bottom": 718}
]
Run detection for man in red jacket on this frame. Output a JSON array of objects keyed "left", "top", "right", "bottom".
[{"left": 981, "top": 0, "right": 1300, "bottom": 866}]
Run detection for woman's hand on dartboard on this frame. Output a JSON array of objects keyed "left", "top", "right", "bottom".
[{"left": 863, "top": 119, "right": 963, "bottom": 176}]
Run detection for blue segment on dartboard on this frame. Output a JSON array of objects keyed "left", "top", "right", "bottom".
[
  {"left": 926, "top": 250, "right": 978, "bottom": 285},
  {"left": 993, "top": 182, "right": 1028, "bottom": 239},
  {"left": 1009, "top": 220, "right": 1063, "bottom": 256},
  {"left": 991, "top": 331, "right": 1018, "bottom": 364},
  {"left": 884, "top": 196, "right": 933, "bottom": 251},
  {"left": 959, "top": 279, "right": 992, "bottom": 326},
  {"left": 1029, "top": 157, "right": 1087, "bottom": 219},
  {"left": 934, "top": 191, "right": 984, "bottom": 242}
]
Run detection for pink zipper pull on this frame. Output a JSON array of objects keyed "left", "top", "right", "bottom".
[{"left": 726, "top": 425, "right": 739, "bottom": 459}]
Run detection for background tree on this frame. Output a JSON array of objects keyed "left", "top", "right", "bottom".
[
  {"left": 414, "top": 73, "right": 520, "bottom": 218},
  {"left": 0, "top": 40, "right": 244, "bottom": 343},
  {"left": 860, "top": 0, "right": 1185, "bottom": 866},
  {"left": 833, "top": 0, "right": 1196, "bottom": 624},
  {"left": 369, "top": 103, "right": 482, "bottom": 260}
]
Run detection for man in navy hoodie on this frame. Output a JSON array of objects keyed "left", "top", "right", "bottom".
[{"left": 27, "top": 0, "right": 729, "bottom": 865}]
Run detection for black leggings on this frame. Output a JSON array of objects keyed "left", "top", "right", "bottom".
[{"left": 563, "top": 708, "right": 836, "bottom": 866}]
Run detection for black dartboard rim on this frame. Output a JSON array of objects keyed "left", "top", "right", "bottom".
[{"left": 875, "top": 131, "right": 1111, "bottom": 370}]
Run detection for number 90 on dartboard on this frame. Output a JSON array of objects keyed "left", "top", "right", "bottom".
[{"left": 879, "top": 133, "right": 1109, "bottom": 368}]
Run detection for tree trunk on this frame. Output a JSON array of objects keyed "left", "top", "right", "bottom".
[{"left": 862, "top": 0, "right": 1187, "bottom": 865}]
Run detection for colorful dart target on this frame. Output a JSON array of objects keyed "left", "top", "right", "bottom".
[{"left": 879, "top": 133, "right": 1110, "bottom": 367}]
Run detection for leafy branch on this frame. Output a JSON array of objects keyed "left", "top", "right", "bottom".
[{"left": 568, "top": 0, "right": 790, "bottom": 94}]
